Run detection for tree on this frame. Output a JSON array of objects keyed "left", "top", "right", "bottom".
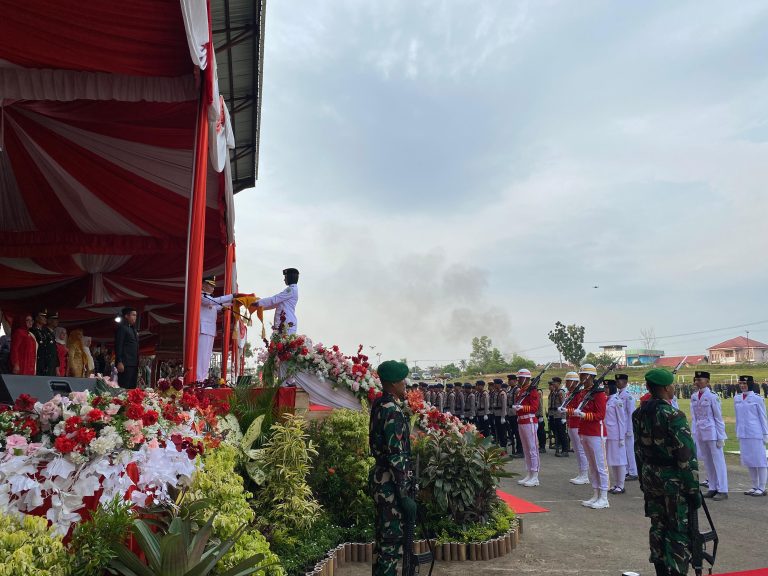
[
  {"left": 548, "top": 322, "right": 586, "bottom": 366},
  {"left": 640, "top": 327, "right": 657, "bottom": 351},
  {"left": 243, "top": 340, "right": 254, "bottom": 359},
  {"left": 467, "top": 336, "right": 510, "bottom": 375},
  {"left": 507, "top": 353, "right": 536, "bottom": 372},
  {"left": 584, "top": 352, "right": 615, "bottom": 368},
  {"left": 442, "top": 363, "right": 462, "bottom": 377}
]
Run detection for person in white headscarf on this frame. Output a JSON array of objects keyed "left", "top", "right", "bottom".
[{"left": 82, "top": 336, "right": 95, "bottom": 376}]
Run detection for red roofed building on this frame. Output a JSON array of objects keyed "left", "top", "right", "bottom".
[
  {"left": 708, "top": 336, "right": 768, "bottom": 364},
  {"left": 655, "top": 355, "right": 707, "bottom": 369}
]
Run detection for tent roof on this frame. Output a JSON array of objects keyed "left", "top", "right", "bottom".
[{"left": 0, "top": 0, "right": 265, "bottom": 350}]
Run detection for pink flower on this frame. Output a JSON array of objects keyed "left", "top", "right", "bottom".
[
  {"left": 105, "top": 403, "right": 121, "bottom": 416},
  {"left": 70, "top": 391, "right": 89, "bottom": 404},
  {"left": 5, "top": 434, "right": 28, "bottom": 452},
  {"left": 131, "top": 434, "right": 145, "bottom": 445},
  {"left": 147, "top": 438, "right": 160, "bottom": 449},
  {"left": 26, "top": 442, "right": 42, "bottom": 455},
  {"left": 40, "top": 400, "right": 62, "bottom": 422},
  {"left": 124, "top": 420, "right": 143, "bottom": 435}
]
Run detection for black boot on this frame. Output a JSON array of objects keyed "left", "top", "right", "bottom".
[
  {"left": 653, "top": 562, "right": 669, "bottom": 576},
  {"left": 555, "top": 449, "right": 562, "bottom": 457}
]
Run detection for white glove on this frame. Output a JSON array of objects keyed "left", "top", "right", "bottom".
[
  {"left": 716, "top": 440, "right": 724, "bottom": 449},
  {"left": 483, "top": 415, "right": 489, "bottom": 421},
  {"left": 513, "top": 405, "right": 523, "bottom": 413},
  {"left": 574, "top": 409, "right": 585, "bottom": 418},
  {"left": 625, "top": 432, "right": 632, "bottom": 439},
  {"left": 763, "top": 434, "right": 768, "bottom": 444},
  {"left": 560, "top": 419, "right": 567, "bottom": 424},
  {"left": 619, "top": 439, "right": 625, "bottom": 447},
  {"left": 556, "top": 406, "right": 567, "bottom": 414}
]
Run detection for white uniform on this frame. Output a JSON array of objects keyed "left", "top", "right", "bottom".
[
  {"left": 197, "top": 293, "right": 234, "bottom": 380},
  {"left": 734, "top": 391, "right": 768, "bottom": 492},
  {"left": 617, "top": 386, "right": 637, "bottom": 475},
  {"left": 605, "top": 392, "right": 628, "bottom": 490},
  {"left": 690, "top": 386, "right": 728, "bottom": 493},
  {"left": 258, "top": 284, "right": 298, "bottom": 334}
]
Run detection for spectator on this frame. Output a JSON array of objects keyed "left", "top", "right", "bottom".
[{"left": 10, "top": 314, "right": 36, "bottom": 375}]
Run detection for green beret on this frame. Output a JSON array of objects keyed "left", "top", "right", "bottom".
[
  {"left": 377, "top": 360, "right": 409, "bottom": 384},
  {"left": 645, "top": 368, "right": 674, "bottom": 387}
]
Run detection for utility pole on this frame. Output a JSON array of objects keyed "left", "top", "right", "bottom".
[{"left": 746, "top": 330, "right": 751, "bottom": 363}]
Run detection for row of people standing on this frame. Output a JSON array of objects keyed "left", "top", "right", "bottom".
[{"left": 7, "top": 309, "right": 96, "bottom": 377}]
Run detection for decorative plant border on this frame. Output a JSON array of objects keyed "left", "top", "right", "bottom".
[{"left": 303, "top": 518, "right": 522, "bottom": 575}]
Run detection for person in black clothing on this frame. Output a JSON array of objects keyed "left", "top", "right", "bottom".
[
  {"left": 114, "top": 307, "right": 139, "bottom": 389},
  {"left": 30, "top": 309, "right": 58, "bottom": 376},
  {"left": 762, "top": 381, "right": 768, "bottom": 399}
]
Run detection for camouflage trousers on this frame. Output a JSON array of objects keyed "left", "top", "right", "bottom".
[
  {"left": 644, "top": 494, "right": 691, "bottom": 575},
  {"left": 372, "top": 477, "right": 404, "bottom": 576}
]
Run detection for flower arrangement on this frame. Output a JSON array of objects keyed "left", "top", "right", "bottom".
[
  {"left": 406, "top": 389, "right": 477, "bottom": 437},
  {"left": 0, "top": 388, "right": 218, "bottom": 535},
  {"left": 257, "top": 330, "right": 381, "bottom": 402}
]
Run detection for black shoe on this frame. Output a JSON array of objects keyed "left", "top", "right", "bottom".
[
  {"left": 712, "top": 492, "right": 728, "bottom": 501},
  {"left": 703, "top": 490, "right": 718, "bottom": 499},
  {"left": 554, "top": 450, "right": 562, "bottom": 457},
  {"left": 561, "top": 451, "right": 569, "bottom": 457},
  {"left": 608, "top": 487, "right": 626, "bottom": 494},
  {"left": 625, "top": 474, "right": 638, "bottom": 481},
  {"left": 514, "top": 452, "right": 524, "bottom": 459},
  {"left": 539, "top": 447, "right": 546, "bottom": 454}
]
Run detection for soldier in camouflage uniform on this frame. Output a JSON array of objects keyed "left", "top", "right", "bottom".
[
  {"left": 369, "top": 360, "right": 416, "bottom": 576},
  {"left": 633, "top": 368, "right": 701, "bottom": 576}
]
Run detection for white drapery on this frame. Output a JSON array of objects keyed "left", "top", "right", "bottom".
[{"left": 285, "top": 371, "right": 364, "bottom": 411}]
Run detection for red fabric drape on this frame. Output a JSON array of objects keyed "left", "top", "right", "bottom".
[
  {"left": 221, "top": 243, "right": 234, "bottom": 381},
  {"left": 0, "top": 0, "right": 191, "bottom": 77}
]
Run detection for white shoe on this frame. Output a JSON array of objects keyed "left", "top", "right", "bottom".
[
  {"left": 522, "top": 472, "right": 539, "bottom": 487},
  {"left": 570, "top": 472, "right": 590, "bottom": 485},
  {"left": 517, "top": 473, "right": 532, "bottom": 485},
  {"left": 581, "top": 489, "right": 599, "bottom": 507},
  {"left": 589, "top": 490, "right": 610, "bottom": 509}
]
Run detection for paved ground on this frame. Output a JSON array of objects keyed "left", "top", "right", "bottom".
[{"left": 337, "top": 450, "right": 768, "bottom": 576}]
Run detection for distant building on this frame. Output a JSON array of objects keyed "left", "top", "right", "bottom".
[
  {"left": 655, "top": 355, "right": 707, "bottom": 369},
  {"left": 625, "top": 349, "right": 665, "bottom": 366},
  {"left": 599, "top": 344, "right": 627, "bottom": 367},
  {"left": 708, "top": 336, "right": 768, "bottom": 364}
]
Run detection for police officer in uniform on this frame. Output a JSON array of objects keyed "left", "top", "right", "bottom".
[
  {"left": 30, "top": 309, "right": 58, "bottom": 377},
  {"left": 475, "top": 380, "right": 490, "bottom": 436},
  {"left": 548, "top": 377, "right": 569, "bottom": 457},
  {"left": 445, "top": 382, "right": 456, "bottom": 414},
  {"left": 114, "top": 307, "right": 140, "bottom": 389},
  {"left": 434, "top": 382, "right": 445, "bottom": 412},
  {"left": 634, "top": 368, "right": 701, "bottom": 576},
  {"left": 464, "top": 383, "right": 476, "bottom": 424},
  {"left": 492, "top": 378, "right": 508, "bottom": 451},
  {"left": 369, "top": 360, "right": 415, "bottom": 576},
  {"left": 198, "top": 276, "right": 236, "bottom": 381},
  {"left": 452, "top": 382, "right": 465, "bottom": 417}
]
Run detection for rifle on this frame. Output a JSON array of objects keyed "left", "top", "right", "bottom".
[
  {"left": 402, "top": 454, "right": 434, "bottom": 576},
  {"left": 688, "top": 491, "right": 718, "bottom": 576},
  {"left": 673, "top": 356, "right": 689, "bottom": 375},
  {"left": 574, "top": 360, "right": 619, "bottom": 412},
  {"left": 515, "top": 363, "right": 552, "bottom": 405}
]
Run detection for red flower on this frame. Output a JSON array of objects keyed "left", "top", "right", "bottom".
[
  {"left": 126, "top": 388, "right": 146, "bottom": 404},
  {"left": 328, "top": 467, "right": 336, "bottom": 475},
  {"left": 87, "top": 409, "right": 104, "bottom": 422},
  {"left": 180, "top": 392, "right": 199, "bottom": 410},
  {"left": 54, "top": 436, "right": 78, "bottom": 454},
  {"left": 126, "top": 403, "right": 145, "bottom": 420},
  {"left": 300, "top": 347, "right": 308, "bottom": 355},
  {"left": 20, "top": 418, "right": 39, "bottom": 437},
  {"left": 13, "top": 394, "right": 36, "bottom": 412},
  {"left": 75, "top": 427, "right": 96, "bottom": 445},
  {"left": 158, "top": 379, "right": 171, "bottom": 392},
  {"left": 141, "top": 410, "right": 159, "bottom": 426},
  {"left": 171, "top": 378, "right": 184, "bottom": 391},
  {"left": 65, "top": 416, "right": 83, "bottom": 433}
]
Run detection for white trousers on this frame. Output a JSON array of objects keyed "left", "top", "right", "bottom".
[
  {"left": 197, "top": 333, "right": 214, "bottom": 382},
  {"left": 519, "top": 422, "right": 539, "bottom": 473},
  {"left": 580, "top": 434, "right": 609, "bottom": 491},
  {"left": 568, "top": 427, "right": 588, "bottom": 473},
  {"left": 625, "top": 433, "right": 637, "bottom": 475},
  {"left": 748, "top": 467, "right": 768, "bottom": 491},
  {"left": 695, "top": 437, "right": 728, "bottom": 493}
]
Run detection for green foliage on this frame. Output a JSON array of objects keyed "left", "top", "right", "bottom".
[
  {"left": 584, "top": 352, "right": 616, "bottom": 367},
  {"left": 227, "top": 381, "right": 277, "bottom": 440},
  {"left": 548, "top": 322, "right": 586, "bottom": 366},
  {"left": 307, "top": 410, "right": 374, "bottom": 538},
  {"left": 429, "top": 499, "right": 515, "bottom": 543},
  {"left": 414, "top": 431, "right": 511, "bottom": 526},
  {"left": 252, "top": 414, "right": 322, "bottom": 533},
  {"left": 0, "top": 512, "right": 73, "bottom": 576},
  {"left": 269, "top": 512, "right": 346, "bottom": 576},
  {"left": 108, "top": 510, "right": 276, "bottom": 576},
  {"left": 507, "top": 353, "right": 537, "bottom": 372},
  {"left": 190, "top": 444, "right": 283, "bottom": 575},
  {"left": 70, "top": 496, "right": 133, "bottom": 576},
  {"left": 467, "top": 336, "right": 508, "bottom": 374}
]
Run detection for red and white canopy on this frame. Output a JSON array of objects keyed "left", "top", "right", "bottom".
[{"left": 0, "top": 0, "right": 241, "bottom": 357}]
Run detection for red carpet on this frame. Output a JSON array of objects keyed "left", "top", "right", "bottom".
[
  {"left": 309, "top": 404, "right": 332, "bottom": 411},
  {"left": 713, "top": 570, "right": 768, "bottom": 576},
  {"left": 496, "top": 489, "right": 549, "bottom": 514}
]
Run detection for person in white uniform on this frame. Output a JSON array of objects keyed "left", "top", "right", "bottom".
[
  {"left": 257, "top": 268, "right": 299, "bottom": 334},
  {"left": 604, "top": 380, "right": 628, "bottom": 494},
  {"left": 691, "top": 370, "right": 729, "bottom": 501},
  {"left": 616, "top": 373, "right": 638, "bottom": 480},
  {"left": 198, "top": 276, "right": 235, "bottom": 381},
  {"left": 734, "top": 375, "right": 768, "bottom": 496},
  {"left": 559, "top": 371, "right": 590, "bottom": 485}
]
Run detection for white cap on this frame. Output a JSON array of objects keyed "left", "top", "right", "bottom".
[
  {"left": 517, "top": 368, "right": 532, "bottom": 379},
  {"left": 579, "top": 363, "right": 597, "bottom": 376},
  {"left": 565, "top": 371, "right": 580, "bottom": 381}
]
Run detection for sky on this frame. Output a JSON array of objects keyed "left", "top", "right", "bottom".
[{"left": 234, "top": 0, "right": 768, "bottom": 367}]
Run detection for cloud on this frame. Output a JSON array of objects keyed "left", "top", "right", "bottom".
[{"left": 236, "top": 0, "right": 768, "bottom": 362}]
